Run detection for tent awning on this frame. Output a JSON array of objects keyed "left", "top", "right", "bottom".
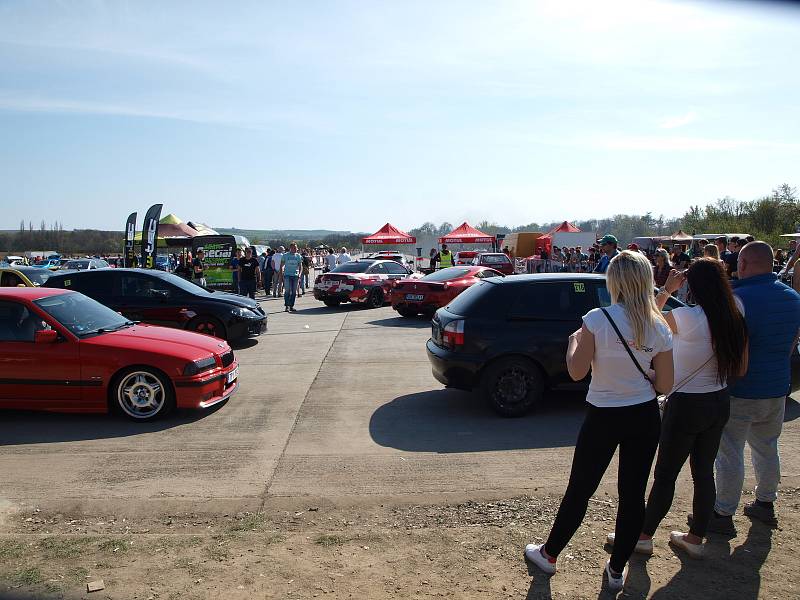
[
  {"left": 438, "top": 222, "right": 493, "bottom": 244},
  {"left": 538, "top": 221, "right": 582, "bottom": 240},
  {"left": 362, "top": 223, "right": 416, "bottom": 245},
  {"left": 667, "top": 229, "right": 694, "bottom": 242}
]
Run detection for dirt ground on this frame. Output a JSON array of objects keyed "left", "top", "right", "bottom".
[{"left": 1, "top": 486, "right": 797, "bottom": 600}]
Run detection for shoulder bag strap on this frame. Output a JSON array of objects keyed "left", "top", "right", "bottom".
[{"left": 600, "top": 307, "right": 654, "bottom": 386}]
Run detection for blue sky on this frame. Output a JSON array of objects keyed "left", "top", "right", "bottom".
[{"left": 1, "top": 0, "right": 799, "bottom": 232}]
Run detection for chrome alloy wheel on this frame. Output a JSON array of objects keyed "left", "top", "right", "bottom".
[{"left": 117, "top": 371, "right": 166, "bottom": 419}]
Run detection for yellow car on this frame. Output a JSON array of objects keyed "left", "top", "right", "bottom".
[{"left": 0, "top": 266, "right": 54, "bottom": 287}]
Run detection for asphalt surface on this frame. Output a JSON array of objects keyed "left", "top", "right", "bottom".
[{"left": 1, "top": 290, "right": 799, "bottom": 519}]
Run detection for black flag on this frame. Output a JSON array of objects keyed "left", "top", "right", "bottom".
[
  {"left": 123, "top": 212, "right": 137, "bottom": 268},
  {"left": 140, "top": 204, "right": 163, "bottom": 269}
]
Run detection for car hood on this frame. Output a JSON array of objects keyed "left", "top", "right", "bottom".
[
  {"left": 203, "top": 291, "right": 259, "bottom": 309},
  {"left": 84, "top": 323, "right": 230, "bottom": 359}
]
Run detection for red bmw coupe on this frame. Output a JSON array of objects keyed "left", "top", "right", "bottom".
[
  {"left": 0, "top": 288, "right": 239, "bottom": 421},
  {"left": 390, "top": 266, "right": 503, "bottom": 317}
]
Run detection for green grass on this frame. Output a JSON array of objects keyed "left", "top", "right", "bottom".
[
  {"left": 64, "top": 566, "right": 89, "bottom": 582},
  {"left": 227, "top": 513, "right": 265, "bottom": 533},
  {"left": 315, "top": 534, "right": 346, "bottom": 547},
  {"left": 0, "top": 540, "right": 25, "bottom": 559},
  {"left": 38, "top": 536, "right": 92, "bottom": 559},
  {"left": 97, "top": 538, "right": 132, "bottom": 554},
  {"left": 10, "top": 566, "right": 43, "bottom": 586}
]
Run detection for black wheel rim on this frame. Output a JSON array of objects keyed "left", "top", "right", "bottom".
[{"left": 493, "top": 367, "right": 529, "bottom": 408}]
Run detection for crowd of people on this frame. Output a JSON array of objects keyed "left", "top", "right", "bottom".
[{"left": 523, "top": 240, "right": 800, "bottom": 592}]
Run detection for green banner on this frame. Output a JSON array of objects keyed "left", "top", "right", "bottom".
[{"left": 192, "top": 236, "right": 236, "bottom": 290}]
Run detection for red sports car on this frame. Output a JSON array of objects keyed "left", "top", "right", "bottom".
[
  {"left": 313, "top": 259, "right": 415, "bottom": 308},
  {"left": 0, "top": 288, "right": 239, "bottom": 421},
  {"left": 390, "top": 266, "right": 503, "bottom": 317}
]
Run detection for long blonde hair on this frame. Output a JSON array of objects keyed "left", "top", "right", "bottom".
[{"left": 606, "top": 250, "right": 667, "bottom": 349}]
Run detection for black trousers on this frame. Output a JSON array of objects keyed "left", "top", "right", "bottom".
[
  {"left": 642, "top": 389, "right": 730, "bottom": 538},
  {"left": 545, "top": 400, "right": 661, "bottom": 572}
]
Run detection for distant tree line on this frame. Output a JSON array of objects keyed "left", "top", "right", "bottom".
[{"left": 5, "top": 184, "right": 797, "bottom": 255}]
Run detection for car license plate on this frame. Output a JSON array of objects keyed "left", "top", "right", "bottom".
[
  {"left": 226, "top": 368, "right": 239, "bottom": 384},
  {"left": 405, "top": 294, "right": 424, "bottom": 301}
]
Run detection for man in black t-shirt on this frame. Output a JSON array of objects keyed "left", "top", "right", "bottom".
[
  {"left": 723, "top": 237, "right": 742, "bottom": 278},
  {"left": 193, "top": 250, "right": 206, "bottom": 286},
  {"left": 238, "top": 247, "right": 261, "bottom": 299}
]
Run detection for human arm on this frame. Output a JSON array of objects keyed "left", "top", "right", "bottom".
[
  {"left": 566, "top": 324, "right": 594, "bottom": 381},
  {"left": 655, "top": 269, "right": 685, "bottom": 312},
  {"left": 651, "top": 350, "right": 674, "bottom": 395}
]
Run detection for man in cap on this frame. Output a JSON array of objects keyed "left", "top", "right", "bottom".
[{"left": 593, "top": 234, "right": 619, "bottom": 274}]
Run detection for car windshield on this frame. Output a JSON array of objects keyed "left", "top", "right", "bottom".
[
  {"left": 331, "top": 261, "right": 372, "bottom": 273},
  {"left": 19, "top": 268, "right": 52, "bottom": 286},
  {"left": 481, "top": 255, "right": 510, "bottom": 264},
  {"left": 423, "top": 267, "right": 471, "bottom": 282},
  {"left": 65, "top": 260, "right": 90, "bottom": 269},
  {"left": 35, "top": 292, "right": 132, "bottom": 337}
]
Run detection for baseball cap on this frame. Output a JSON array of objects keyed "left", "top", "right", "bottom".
[{"left": 598, "top": 234, "right": 618, "bottom": 246}]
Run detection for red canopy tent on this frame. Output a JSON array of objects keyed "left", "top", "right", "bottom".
[
  {"left": 361, "top": 223, "right": 416, "bottom": 245},
  {"left": 536, "top": 221, "right": 584, "bottom": 254},
  {"left": 438, "top": 222, "right": 494, "bottom": 244}
]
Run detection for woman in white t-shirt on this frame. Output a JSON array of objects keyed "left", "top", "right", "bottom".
[
  {"left": 525, "top": 251, "right": 674, "bottom": 592},
  {"left": 625, "top": 258, "right": 747, "bottom": 558}
]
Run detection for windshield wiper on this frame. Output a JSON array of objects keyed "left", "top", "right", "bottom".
[{"left": 78, "top": 321, "right": 136, "bottom": 337}]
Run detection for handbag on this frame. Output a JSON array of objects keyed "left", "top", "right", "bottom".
[{"left": 600, "top": 308, "right": 712, "bottom": 416}]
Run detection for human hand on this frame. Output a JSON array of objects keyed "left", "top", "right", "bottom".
[{"left": 665, "top": 269, "right": 685, "bottom": 294}]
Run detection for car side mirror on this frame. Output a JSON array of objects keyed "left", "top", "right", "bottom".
[{"left": 35, "top": 329, "right": 58, "bottom": 343}]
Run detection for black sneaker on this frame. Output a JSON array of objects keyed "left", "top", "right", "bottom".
[
  {"left": 688, "top": 512, "right": 736, "bottom": 537},
  {"left": 743, "top": 501, "right": 778, "bottom": 527}
]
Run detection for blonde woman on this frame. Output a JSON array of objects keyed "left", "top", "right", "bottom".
[
  {"left": 525, "top": 251, "right": 674, "bottom": 592},
  {"left": 703, "top": 244, "right": 721, "bottom": 261}
]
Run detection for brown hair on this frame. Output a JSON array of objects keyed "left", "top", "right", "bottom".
[{"left": 685, "top": 258, "right": 748, "bottom": 383}]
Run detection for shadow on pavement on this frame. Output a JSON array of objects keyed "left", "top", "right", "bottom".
[
  {"left": 294, "top": 304, "right": 364, "bottom": 315},
  {"left": 230, "top": 338, "right": 259, "bottom": 350},
  {"left": 784, "top": 397, "right": 799, "bottom": 422},
  {"left": 369, "top": 389, "right": 586, "bottom": 452},
  {"left": 0, "top": 403, "right": 225, "bottom": 446},
  {"left": 364, "top": 316, "right": 432, "bottom": 329}
]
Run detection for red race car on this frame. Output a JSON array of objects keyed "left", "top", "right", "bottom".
[
  {"left": 472, "top": 252, "right": 516, "bottom": 275},
  {"left": 390, "top": 266, "right": 504, "bottom": 317},
  {"left": 0, "top": 288, "right": 239, "bottom": 421},
  {"left": 313, "top": 259, "right": 415, "bottom": 308}
]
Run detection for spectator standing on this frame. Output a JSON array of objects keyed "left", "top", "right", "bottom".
[
  {"left": 723, "top": 237, "right": 741, "bottom": 279},
  {"left": 619, "top": 259, "right": 747, "bottom": 558},
  {"left": 263, "top": 249, "right": 275, "bottom": 295},
  {"left": 271, "top": 246, "right": 285, "bottom": 297},
  {"left": 324, "top": 248, "right": 337, "bottom": 273},
  {"left": 774, "top": 249, "right": 786, "bottom": 272},
  {"left": 652, "top": 249, "right": 672, "bottom": 287},
  {"left": 300, "top": 249, "right": 312, "bottom": 295},
  {"left": 337, "top": 247, "right": 352, "bottom": 265},
  {"left": 593, "top": 234, "right": 620, "bottom": 274},
  {"left": 703, "top": 244, "right": 721, "bottom": 261},
  {"left": 429, "top": 248, "right": 437, "bottom": 270},
  {"left": 238, "top": 247, "right": 260, "bottom": 299},
  {"left": 715, "top": 236, "right": 730, "bottom": 266},
  {"left": 282, "top": 243, "right": 303, "bottom": 312},
  {"left": 672, "top": 245, "right": 691, "bottom": 269},
  {"left": 708, "top": 241, "right": 800, "bottom": 535},
  {"left": 230, "top": 248, "right": 242, "bottom": 294},
  {"left": 192, "top": 250, "right": 206, "bottom": 287},
  {"left": 525, "top": 251, "right": 673, "bottom": 591},
  {"left": 436, "top": 244, "right": 454, "bottom": 269}
]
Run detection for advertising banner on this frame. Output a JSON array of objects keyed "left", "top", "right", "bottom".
[
  {"left": 123, "top": 212, "right": 137, "bottom": 267},
  {"left": 140, "top": 204, "right": 163, "bottom": 269},
  {"left": 191, "top": 235, "right": 235, "bottom": 289}
]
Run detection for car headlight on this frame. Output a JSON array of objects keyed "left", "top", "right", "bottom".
[
  {"left": 183, "top": 355, "right": 217, "bottom": 376},
  {"left": 231, "top": 306, "right": 257, "bottom": 318}
]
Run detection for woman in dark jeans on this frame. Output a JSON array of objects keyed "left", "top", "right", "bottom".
[
  {"left": 611, "top": 258, "right": 748, "bottom": 558},
  {"left": 525, "top": 251, "right": 674, "bottom": 591}
]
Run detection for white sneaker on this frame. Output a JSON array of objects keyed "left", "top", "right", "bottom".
[
  {"left": 605, "top": 560, "right": 628, "bottom": 592},
  {"left": 669, "top": 531, "right": 705, "bottom": 559},
  {"left": 524, "top": 543, "right": 557, "bottom": 575},
  {"left": 606, "top": 532, "right": 654, "bottom": 555}
]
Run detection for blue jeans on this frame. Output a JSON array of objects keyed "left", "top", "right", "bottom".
[{"left": 284, "top": 275, "right": 299, "bottom": 307}]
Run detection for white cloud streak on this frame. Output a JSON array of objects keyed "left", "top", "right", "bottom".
[{"left": 659, "top": 111, "right": 698, "bottom": 129}]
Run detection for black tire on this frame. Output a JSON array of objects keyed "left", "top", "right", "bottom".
[
  {"left": 188, "top": 315, "right": 227, "bottom": 340},
  {"left": 110, "top": 367, "right": 175, "bottom": 422},
  {"left": 481, "top": 357, "right": 544, "bottom": 417},
  {"left": 366, "top": 288, "right": 384, "bottom": 309},
  {"left": 323, "top": 299, "right": 341, "bottom": 307},
  {"left": 396, "top": 306, "right": 418, "bottom": 318}
]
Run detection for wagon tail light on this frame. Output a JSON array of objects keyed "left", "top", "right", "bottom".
[
  {"left": 442, "top": 320, "right": 465, "bottom": 350},
  {"left": 183, "top": 356, "right": 217, "bottom": 376}
]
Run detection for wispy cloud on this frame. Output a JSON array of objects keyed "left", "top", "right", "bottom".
[
  {"left": 659, "top": 111, "right": 698, "bottom": 129},
  {"left": 590, "top": 134, "right": 799, "bottom": 152}
]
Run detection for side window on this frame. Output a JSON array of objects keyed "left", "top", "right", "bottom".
[
  {"left": 0, "top": 301, "right": 46, "bottom": 342},
  {"left": 66, "top": 273, "right": 112, "bottom": 298},
  {"left": 509, "top": 282, "right": 592, "bottom": 320},
  {"left": 595, "top": 284, "right": 682, "bottom": 312},
  {"left": 1, "top": 272, "right": 24, "bottom": 287},
  {"left": 120, "top": 274, "right": 158, "bottom": 298},
  {"left": 383, "top": 261, "right": 407, "bottom": 275},
  {"left": 368, "top": 263, "right": 388, "bottom": 275}
]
